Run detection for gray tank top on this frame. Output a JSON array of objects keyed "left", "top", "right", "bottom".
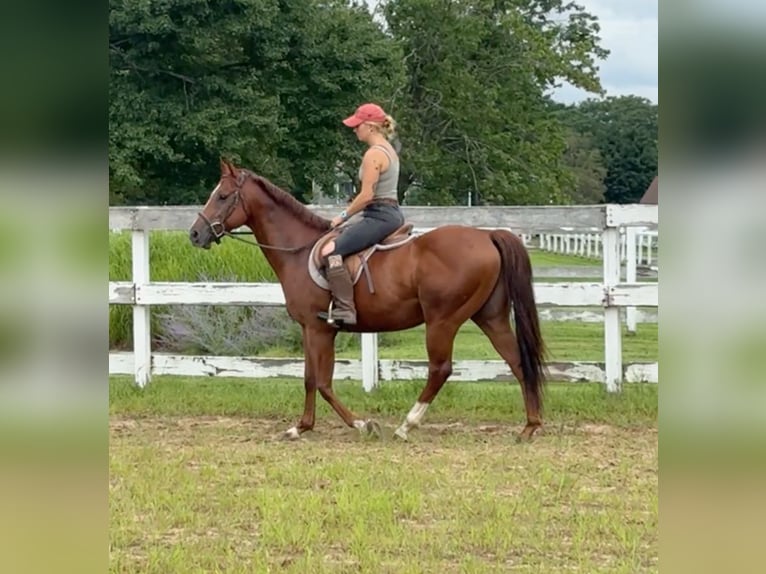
[{"left": 358, "top": 144, "right": 399, "bottom": 201}]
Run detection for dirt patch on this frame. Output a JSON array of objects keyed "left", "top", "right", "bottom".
[{"left": 109, "top": 415, "right": 657, "bottom": 454}]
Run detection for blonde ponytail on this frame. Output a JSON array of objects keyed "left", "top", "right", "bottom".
[{"left": 381, "top": 114, "right": 397, "bottom": 140}]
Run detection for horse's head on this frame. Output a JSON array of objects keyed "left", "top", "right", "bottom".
[{"left": 189, "top": 159, "right": 250, "bottom": 249}]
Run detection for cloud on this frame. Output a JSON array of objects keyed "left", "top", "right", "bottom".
[
  {"left": 551, "top": 0, "right": 658, "bottom": 104},
  {"left": 551, "top": 82, "right": 657, "bottom": 105}
]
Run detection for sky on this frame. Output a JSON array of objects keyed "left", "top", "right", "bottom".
[{"left": 549, "top": 0, "right": 658, "bottom": 104}]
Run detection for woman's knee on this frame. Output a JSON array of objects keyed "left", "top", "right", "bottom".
[{"left": 320, "top": 240, "right": 336, "bottom": 257}]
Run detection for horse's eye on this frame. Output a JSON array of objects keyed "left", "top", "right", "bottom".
[{"left": 218, "top": 194, "right": 228, "bottom": 201}]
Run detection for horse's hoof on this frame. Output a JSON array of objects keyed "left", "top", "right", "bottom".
[
  {"left": 281, "top": 427, "right": 301, "bottom": 441},
  {"left": 516, "top": 425, "right": 541, "bottom": 443},
  {"left": 393, "top": 427, "right": 409, "bottom": 442},
  {"left": 365, "top": 420, "right": 382, "bottom": 439}
]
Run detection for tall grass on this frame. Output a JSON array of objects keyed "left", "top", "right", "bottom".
[{"left": 110, "top": 231, "right": 277, "bottom": 348}]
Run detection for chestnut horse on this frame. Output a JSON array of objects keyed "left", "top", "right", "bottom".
[{"left": 189, "top": 160, "right": 547, "bottom": 441}]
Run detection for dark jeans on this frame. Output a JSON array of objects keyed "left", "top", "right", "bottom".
[{"left": 332, "top": 202, "right": 405, "bottom": 257}]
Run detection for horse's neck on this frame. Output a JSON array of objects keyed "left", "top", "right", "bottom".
[{"left": 244, "top": 198, "right": 323, "bottom": 282}]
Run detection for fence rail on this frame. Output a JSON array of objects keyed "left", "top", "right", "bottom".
[
  {"left": 533, "top": 229, "right": 658, "bottom": 266},
  {"left": 110, "top": 352, "right": 658, "bottom": 385},
  {"left": 108, "top": 204, "right": 658, "bottom": 392}
]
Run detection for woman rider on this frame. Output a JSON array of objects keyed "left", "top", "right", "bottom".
[{"left": 319, "top": 103, "right": 405, "bottom": 326}]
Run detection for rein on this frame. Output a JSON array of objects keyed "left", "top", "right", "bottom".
[{"left": 222, "top": 230, "right": 316, "bottom": 253}]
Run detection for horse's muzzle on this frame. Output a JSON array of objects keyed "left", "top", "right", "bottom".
[{"left": 189, "top": 226, "right": 214, "bottom": 249}]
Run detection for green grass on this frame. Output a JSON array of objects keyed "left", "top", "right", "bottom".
[
  {"left": 109, "top": 233, "right": 658, "bottom": 572},
  {"left": 526, "top": 248, "right": 601, "bottom": 267},
  {"left": 109, "top": 376, "right": 657, "bottom": 426},
  {"left": 260, "top": 321, "right": 658, "bottom": 363},
  {"left": 110, "top": 378, "right": 657, "bottom": 573}
]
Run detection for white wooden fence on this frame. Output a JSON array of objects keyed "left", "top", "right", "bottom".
[
  {"left": 535, "top": 228, "right": 658, "bottom": 266},
  {"left": 108, "top": 205, "right": 658, "bottom": 392}
]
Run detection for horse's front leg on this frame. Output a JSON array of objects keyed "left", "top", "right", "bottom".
[
  {"left": 282, "top": 326, "right": 318, "bottom": 440},
  {"left": 308, "top": 325, "right": 381, "bottom": 438}
]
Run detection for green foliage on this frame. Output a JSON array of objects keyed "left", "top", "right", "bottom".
[
  {"left": 557, "top": 96, "right": 658, "bottom": 204},
  {"left": 109, "top": 230, "right": 278, "bottom": 348},
  {"left": 560, "top": 129, "right": 607, "bottom": 204},
  {"left": 383, "top": 0, "right": 609, "bottom": 205},
  {"left": 109, "top": 231, "right": 363, "bottom": 352},
  {"left": 109, "top": 0, "right": 617, "bottom": 207},
  {"left": 109, "top": 0, "right": 404, "bottom": 204}
]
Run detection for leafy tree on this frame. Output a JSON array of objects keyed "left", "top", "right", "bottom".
[
  {"left": 558, "top": 95, "right": 658, "bottom": 204},
  {"left": 560, "top": 129, "right": 607, "bottom": 204},
  {"left": 252, "top": 0, "right": 406, "bottom": 200},
  {"left": 109, "top": 0, "right": 403, "bottom": 204},
  {"left": 381, "top": 0, "right": 609, "bottom": 205}
]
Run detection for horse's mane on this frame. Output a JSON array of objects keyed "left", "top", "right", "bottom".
[{"left": 245, "top": 171, "right": 332, "bottom": 232}]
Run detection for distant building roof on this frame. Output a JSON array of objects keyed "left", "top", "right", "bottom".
[{"left": 640, "top": 176, "right": 658, "bottom": 204}]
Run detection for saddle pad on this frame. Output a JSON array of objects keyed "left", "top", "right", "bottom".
[{"left": 307, "top": 233, "right": 417, "bottom": 291}]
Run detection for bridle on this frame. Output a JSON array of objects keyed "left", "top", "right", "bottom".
[
  {"left": 196, "top": 172, "right": 245, "bottom": 245},
  {"left": 196, "top": 170, "right": 318, "bottom": 253}
]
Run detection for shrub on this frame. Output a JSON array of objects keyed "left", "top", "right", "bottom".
[{"left": 155, "top": 305, "right": 304, "bottom": 355}]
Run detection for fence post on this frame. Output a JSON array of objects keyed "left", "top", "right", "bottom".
[
  {"left": 638, "top": 233, "right": 646, "bottom": 265},
  {"left": 620, "top": 230, "right": 626, "bottom": 262},
  {"left": 626, "top": 227, "right": 638, "bottom": 333},
  {"left": 132, "top": 229, "right": 152, "bottom": 387},
  {"left": 361, "top": 333, "right": 379, "bottom": 391},
  {"left": 602, "top": 224, "right": 623, "bottom": 392}
]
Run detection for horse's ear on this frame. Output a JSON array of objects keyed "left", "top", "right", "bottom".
[{"left": 220, "top": 158, "right": 234, "bottom": 176}]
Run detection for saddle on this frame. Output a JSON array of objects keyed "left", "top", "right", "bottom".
[{"left": 308, "top": 222, "right": 415, "bottom": 293}]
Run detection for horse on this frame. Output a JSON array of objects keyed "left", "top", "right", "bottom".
[{"left": 189, "top": 159, "right": 547, "bottom": 441}]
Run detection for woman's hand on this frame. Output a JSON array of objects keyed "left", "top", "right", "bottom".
[{"left": 330, "top": 215, "right": 344, "bottom": 228}]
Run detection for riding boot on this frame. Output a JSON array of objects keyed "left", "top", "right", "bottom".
[{"left": 319, "top": 255, "right": 357, "bottom": 326}]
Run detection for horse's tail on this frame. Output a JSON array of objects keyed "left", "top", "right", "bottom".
[{"left": 489, "top": 230, "right": 547, "bottom": 410}]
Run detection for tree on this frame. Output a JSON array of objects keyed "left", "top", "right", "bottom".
[
  {"left": 560, "top": 129, "right": 607, "bottom": 204},
  {"left": 109, "top": 0, "right": 404, "bottom": 204},
  {"left": 558, "top": 96, "right": 658, "bottom": 204},
  {"left": 381, "top": 0, "right": 609, "bottom": 205}
]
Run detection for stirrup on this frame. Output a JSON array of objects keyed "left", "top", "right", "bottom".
[
  {"left": 317, "top": 311, "right": 346, "bottom": 327},
  {"left": 318, "top": 301, "right": 336, "bottom": 325},
  {"left": 317, "top": 302, "right": 354, "bottom": 328}
]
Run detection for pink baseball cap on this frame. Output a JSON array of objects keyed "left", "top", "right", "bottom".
[{"left": 342, "top": 103, "right": 387, "bottom": 128}]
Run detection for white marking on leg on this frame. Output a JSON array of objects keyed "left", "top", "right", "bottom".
[
  {"left": 406, "top": 402, "right": 429, "bottom": 427},
  {"left": 394, "top": 401, "right": 429, "bottom": 440},
  {"left": 283, "top": 426, "right": 300, "bottom": 440},
  {"left": 353, "top": 420, "right": 367, "bottom": 430}
]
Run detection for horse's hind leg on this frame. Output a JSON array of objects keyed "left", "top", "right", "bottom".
[
  {"left": 472, "top": 312, "right": 543, "bottom": 440},
  {"left": 393, "top": 322, "right": 459, "bottom": 441}
]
